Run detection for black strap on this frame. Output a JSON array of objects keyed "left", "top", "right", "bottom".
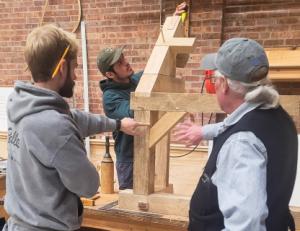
[{"left": 287, "top": 210, "right": 295, "bottom": 231}]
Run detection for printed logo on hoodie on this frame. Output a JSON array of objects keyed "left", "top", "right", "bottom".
[{"left": 8, "top": 127, "right": 20, "bottom": 148}]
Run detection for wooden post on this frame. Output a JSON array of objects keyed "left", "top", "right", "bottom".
[
  {"left": 155, "top": 112, "right": 170, "bottom": 188},
  {"left": 184, "top": 0, "right": 190, "bottom": 38},
  {"left": 133, "top": 111, "right": 159, "bottom": 195}
]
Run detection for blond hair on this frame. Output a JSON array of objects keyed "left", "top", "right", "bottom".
[{"left": 25, "top": 24, "right": 79, "bottom": 82}]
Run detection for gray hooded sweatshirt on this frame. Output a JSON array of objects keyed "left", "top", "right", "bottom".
[{"left": 3, "top": 81, "right": 117, "bottom": 231}]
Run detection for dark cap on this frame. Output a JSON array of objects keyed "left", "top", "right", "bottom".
[
  {"left": 201, "top": 38, "right": 269, "bottom": 83},
  {"left": 97, "top": 45, "right": 125, "bottom": 76}
]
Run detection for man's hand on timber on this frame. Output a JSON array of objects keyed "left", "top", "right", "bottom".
[
  {"left": 175, "top": 120, "right": 203, "bottom": 147},
  {"left": 173, "top": 2, "right": 187, "bottom": 21},
  {"left": 120, "top": 118, "right": 150, "bottom": 136}
]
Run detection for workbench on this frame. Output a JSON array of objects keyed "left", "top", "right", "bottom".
[
  {"left": 82, "top": 190, "right": 300, "bottom": 231},
  {"left": 82, "top": 190, "right": 188, "bottom": 231}
]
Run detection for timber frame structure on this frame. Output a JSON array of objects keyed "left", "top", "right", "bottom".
[{"left": 118, "top": 16, "right": 300, "bottom": 217}]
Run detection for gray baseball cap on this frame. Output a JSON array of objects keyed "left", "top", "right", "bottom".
[
  {"left": 97, "top": 45, "right": 125, "bottom": 76},
  {"left": 201, "top": 38, "right": 269, "bottom": 83}
]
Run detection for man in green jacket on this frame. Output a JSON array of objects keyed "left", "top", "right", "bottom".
[{"left": 98, "top": 46, "right": 143, "bottom": 190}]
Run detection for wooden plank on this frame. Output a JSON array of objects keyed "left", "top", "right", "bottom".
[
  {"left": 155, "top": 112, "right": 170, "bottom": 188},
  {"left": 82, "top": 217, "right": 186, "bottom": 231},
  {"left": 81, "top": 198, "right": 95, "bottom": 206},
  {"left": 135, "top": 74, "right": 185, "bottom": 97},
  {"left": 266, "top": 50, "right": 300, "bottom": 67},
  {"left": 144, "top": 46, "right": 176, "bottom": 77},
  {"left": 155, "top": 38, "right": 196, "bottom": 54},
  {"left": 133, "top": 111, "right": 158, "bottom": 195},
  {"left": 264, "top": 48, "right": 300, "bottom": 81},
  {"left": 160, "top": 16, "right": 184, "bottom": 39},
  {"left": 268, "top": 68, "right": 300, "bottom": 82},
  {"left": 149, "top": 112, "right": 188, "bottom": 148},
  {"left": 131, "top": 93, "right": 300, "bottom": 116},
  {"left": 131, "top": 93, "right": 223, "bottom": 113},
  {"left": 118, "top": 189, "right": 190, "bottom": 217},
  {"left": 184, "top": 0, "right": 190, "bottom": 38}
]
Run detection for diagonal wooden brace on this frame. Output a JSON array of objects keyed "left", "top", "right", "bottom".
[{"left": 149, "top": 112, "right": 188, "bottom": 148}]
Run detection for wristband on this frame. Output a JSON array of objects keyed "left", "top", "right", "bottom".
[{"left": 115, "top": 119, "right": 121, "bottom": 132}]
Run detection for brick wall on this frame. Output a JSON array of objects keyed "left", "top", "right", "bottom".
[
  {"left": 0, "top": 0, "right": 300, "bottom": 142},
  {"left": 223, "top": 0, "right": 300, "bottom": 132}
]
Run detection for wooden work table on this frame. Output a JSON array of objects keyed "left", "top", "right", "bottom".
[
  {"left": 82, "top": 191, "right": 189, "bottom": 231},
  {"left": 82, "top": 191, "right": 300, "bottom": 231}
]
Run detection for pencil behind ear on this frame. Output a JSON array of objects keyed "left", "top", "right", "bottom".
[{"left": 56, "top": 59, "right": 68, "bottom": 79}]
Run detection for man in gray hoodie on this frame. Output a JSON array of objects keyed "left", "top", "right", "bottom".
[{"left": 3, "top": 24, "right": 148, "bottom": 231}]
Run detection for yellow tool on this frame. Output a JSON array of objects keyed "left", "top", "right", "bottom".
[{"left": 181, "top": 5, "right": 189, "bottom": 23}]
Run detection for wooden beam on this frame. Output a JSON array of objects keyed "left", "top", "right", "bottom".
[
  {"left": 155, "top": 38, "right": 196, "bottom": 54},
  {"left": 118, "top": 189, "right": 190, "bottom": 217},
  {"left": 184, "top": 0, "right": 190, "bottom": 38},
  {"left": 144, "top": 46, "right": 176, "bottom": 77},
  {"left": 266, "top": 50, "right": 300, "bottom": 67},
  {"left": 135, "top": 74, "right": 185, "bottom": 97},
  {"left": 81, "top": 198, "right": 95, "bottom": 206},
  {"left": 155, "top": 112, "right": 171, "bottom": 188},
  {"left": 149, "top": 112, "right": 188, "bottom": 148},
  {"left": 268, "top": 68, "right": 300, "bottom": 82},
  {"left": 133, "top": 111, "right": 158, "bottom": 195},
  {"left": 265, "top": 48, "right": 300, "bottom": 81},
  {"left": 131, "top": 93, "right": 300, "bottom": 116},
  {"left": 131, "top": 93, "right": 223, "bottom": 113},
  {"left": 159, "top": 16, "right": 184, "bottom": 39}
]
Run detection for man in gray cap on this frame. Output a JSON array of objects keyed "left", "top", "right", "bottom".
[
  {"left": 97, "top": 46, "right": 144, "bottom": 190},
  {"left": 176, "top": 38, "right": 297, "bottom": 231}
]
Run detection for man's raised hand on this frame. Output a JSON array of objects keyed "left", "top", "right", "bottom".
[
  {"left": 173, "top": 2, "right": 187, "bottom": 22},
  {"left": 175, "top": 120, "right": 203, "bottom": 147}
]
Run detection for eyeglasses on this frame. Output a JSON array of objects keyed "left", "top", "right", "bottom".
[
  {"left": 209, "top": 76, "right": 215, "bottom": 84},
  {"left": 52, "top": 45, "right": 70, "bottom": 78}
]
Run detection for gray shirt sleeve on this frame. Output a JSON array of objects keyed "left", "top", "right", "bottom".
[
  {"left": 51, "top": 133, "right": 100, "bottom": 198},
  {"left": 70, "top": 109, "right": 116, "bottom": 138},
  {"left": 212, "top": 131, "right": 268, "bottom": 231}
]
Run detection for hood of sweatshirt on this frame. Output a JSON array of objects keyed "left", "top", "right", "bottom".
[
  {"left": 99, "top": 75, "right": 140, "bottom": 93},
  {"left": 7, "top": 81, "right": 70, "bottom": 123}
]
